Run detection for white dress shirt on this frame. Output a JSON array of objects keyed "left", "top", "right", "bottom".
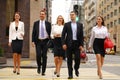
[
  {"left": 71, "top": 22, "right": 77, "bottom": 40},
  {"left": 89, "top": 25, "right": 108, "bottom": 47},
  {"left": 39, "top": 20, "right": 48, "bottom": 39},
  {"left": 9, "top": 21, "right": 25, "bottom": 43},
  {"left": 50, "top": 24, "right": 64, "bottom": 39}
]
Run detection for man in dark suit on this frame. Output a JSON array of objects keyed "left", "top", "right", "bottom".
[
  {"left": 32, "top": 10, "right": 51, "bottom": 76},
  {"left": 61, "top": 11, "right": 84, "bottom": 79}
]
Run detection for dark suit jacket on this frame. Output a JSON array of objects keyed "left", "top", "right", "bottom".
[
  {"left": 32, "top": 20, "right": 51, "bottom": 44},
  {"left": 61, "top": 21, "right": 83, "bottom": 47}
]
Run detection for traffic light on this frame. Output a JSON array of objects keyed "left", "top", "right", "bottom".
[{"left": 73, "top": 5, "right": 79, "bottom": 15}]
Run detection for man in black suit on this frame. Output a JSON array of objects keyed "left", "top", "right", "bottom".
[
  {"left": 32, "top": 10, "right": 51, "bottom": 76},
  {"left": 61, "top": 11, "right": 84, "bottom": 79}
]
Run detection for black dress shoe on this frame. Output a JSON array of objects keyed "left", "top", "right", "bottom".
[
  {"left": 68, "top": 76, "right": 73, "bottom": 79},
  {"left": 42, "top": 73, "right": 45, "bottom": 76},
  {"left": 54, "top": 71, "right": 57, "bottom": 75},
  {"left": 75, "top": 70, "right": 79, "bottom": 77},
  {"left": 37, "top": 68, "right": 40, "bottom": 74}
]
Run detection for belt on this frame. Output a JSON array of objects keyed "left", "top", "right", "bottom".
[{"left": 38, "top": 38, "right": 48, "bottom": 41}]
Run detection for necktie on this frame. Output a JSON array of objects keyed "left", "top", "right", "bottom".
[{"left": 40, "top": 21, "right": 44, "bottom": 38}]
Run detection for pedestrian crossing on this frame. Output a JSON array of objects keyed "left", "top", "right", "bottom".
[{"left": 0, "top": 68, "right": 120, "bottom": 80}]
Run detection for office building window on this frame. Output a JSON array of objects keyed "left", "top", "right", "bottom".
[
  {"left": 107, "top": 5, "right": 109, "bottom": 10},
  {"left": 111, "top": 2, "right": 113, "bottom": 8},
  {"left": 107, "top": 14, "right": 109, "bottom": 19},
  {"left": 111, "top": 12, "right": 113, "bottom": 17},
  {"left": 119, "top": 18, "right": 120, "bottom": 24},
  {"left": 102, "top": 1, "right": 103, "bottom": 6},
  {"left": 104, "top": 16, "right": 106, "bottom": 21},
  {"left": 119, "top": 7, "right": 120, "bottom": 13},
  {"left": 114, "top": 9, "right": 117, "bottom": 15},
  {"left": 114, "top": 0, "right": 117, "bottom": 5},
  {"left": 102, "top": 10, "right": 103, "bottom": 15},
  {"left": 110, "top": 22, "right": 113, "bottom": 27},
  {"left": 104, "top": 8, "right": 106, "bottom": 13},
  {"left": 114, "top": 20, "right": 117, "bottom": 26},
  {"left": 107, "top": 24, "right": 109, "bottom": 28}
]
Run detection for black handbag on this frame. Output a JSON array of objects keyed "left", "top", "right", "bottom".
[{"left": 47, "top": 39, "right": 54, "bottom": 48}]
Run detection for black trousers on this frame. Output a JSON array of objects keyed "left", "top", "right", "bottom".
[
  {"left": 66, "top": 41, "right": 81, "bottom": 77},
  {"left": 35, "top": 39, "right": 49, "bottom": 73}
]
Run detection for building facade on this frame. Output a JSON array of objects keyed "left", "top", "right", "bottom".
[
  {"left": 83, "top": 0, "right": 98, "bottom": 49},
  {"left": 98, "top": 0, "right": 120, "bottom": 52}
]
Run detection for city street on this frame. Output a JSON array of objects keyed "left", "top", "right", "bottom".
[{"left": 0, "top": 51, "right": 120, "bottom": 80}]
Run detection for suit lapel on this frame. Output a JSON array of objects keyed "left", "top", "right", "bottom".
[
  {"left": 69, "top": 22, "right": 72, "bottom": 35},
  {"left": 37, "top": 21, "right": 40, "bottom": 36}
]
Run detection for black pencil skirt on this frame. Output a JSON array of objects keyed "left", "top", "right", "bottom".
[
  {"left": 93, "top": 38, "right": 105, "bottom": 57},
  {"left": 11, "top": 39, "right": 23, "bottom": 54},
  {"left": 53, "top": 37, "right": 64, "bottom": 57}
]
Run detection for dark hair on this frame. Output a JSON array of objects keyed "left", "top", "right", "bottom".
[
  {"left": 70, "top": 11, "right": 77, "bottom": 15},
  {"left": 56, "top": 15, "right": 64, "bottom": 25},
  {"left": 13, "top": 12, "right": 21, "bottom": 21},
  {"left": 96, "top": 16, "right": 105, "bottom": 26}
]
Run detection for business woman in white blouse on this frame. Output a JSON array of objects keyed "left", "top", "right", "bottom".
[
  {"left": 88, "top": 16, "right": 108, "bottom": 79},
  {"left": 51, "top": 15, "right": 64, "bottom": 77},
  {"left": 8, "top": 12, "right": 24, "bottom": 75}
]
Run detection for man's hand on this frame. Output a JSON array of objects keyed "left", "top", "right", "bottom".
[
  {"left": 32, "top": 42, "right": 35, "bottom": 47},
  {"left": 54, "top": 34, "right": 61, "bottom": 37},
  {"left": 79, "top": 46, "right": 84, "bottom": 52},
  {"left": 62, "top": 44, "right": 67, "bottom": 50}
]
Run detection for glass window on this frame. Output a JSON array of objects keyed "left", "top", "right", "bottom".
[
  {"left": 110, "top": 22, "right": 113, "bottom": 27},
  {"left": 119, "top": 7, "right": 120, "bottom": 13},
  {"left": 119, "top": 18, "right": 120, "bottom": 24},
  {"left": 102, "top": 1, "right": 103, "bottom": 6},
  {"left": 107, "top": 5, "right": 110, "bottom": 10},
  {"left": 114, "top": 0, "right": 117, "bottom": 5},
  {"left": 111, "top": 12, "right": 113, "bottom": 17},
  {"left": 107, "top": 14, "right": 109, "bottom": 19},
  {"left": 104, "top": 8, "right": 106, "bottom": 13},
  {"left": 107, "top": 24, "right": 109, "bottom": 28},
  {"left": 111, "top": 2, "right": 113, "bottom": 8},
  {"left": 114, "top": 20, "right": 117, "bottom": 26},
  {"left": 104, "top": 16, "right": 106, "bottom": 21},
  {"left": 114, "top": 9, "right": 117, "bottom": 15},
  {"left": 102, "top": 10, "right": 103, "bottom": 15}
]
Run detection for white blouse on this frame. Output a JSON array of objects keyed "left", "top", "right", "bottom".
[
  {"left": 89, "top": 26, "right": 108, "bottom": 47},
  {"left": 50, "top": 24, "right": 64, "bottom": 39}
]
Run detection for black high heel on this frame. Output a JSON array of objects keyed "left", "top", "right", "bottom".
[
  {"left": 56, "top": 72, "right": 60, "bottom": 77},
  {"left": 17, "top": 72, "right": 20, "bottom": 75},
  {"left": 13, "top": 70, "right": 16, "bottom": 73}
]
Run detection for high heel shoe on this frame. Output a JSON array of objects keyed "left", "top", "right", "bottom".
[
  {"left": 54, "top": 71, "right": 57, "bottom": 75},
  {"left": 56, "top": 73, "right": 60, "bottom": 77},
  {"left": 13, "top": 70, "right": 16, "bottom": 73},
  {"left": 99, "top": 75, "right": 103, "bottom": 79},
  {"left": 98, "top": 72, "right": 103, "bottom": 79},
  {"left": 17, "top": 72, "right": 20, "bottom": 75}
]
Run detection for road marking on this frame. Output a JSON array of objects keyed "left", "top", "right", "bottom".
[{"left": 0, "top": 68, "right": 120, "bottom": 80}]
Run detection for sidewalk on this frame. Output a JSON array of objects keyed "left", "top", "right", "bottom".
[{"left": 0, "top": 52, "right": 120, "bottom": 80}]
